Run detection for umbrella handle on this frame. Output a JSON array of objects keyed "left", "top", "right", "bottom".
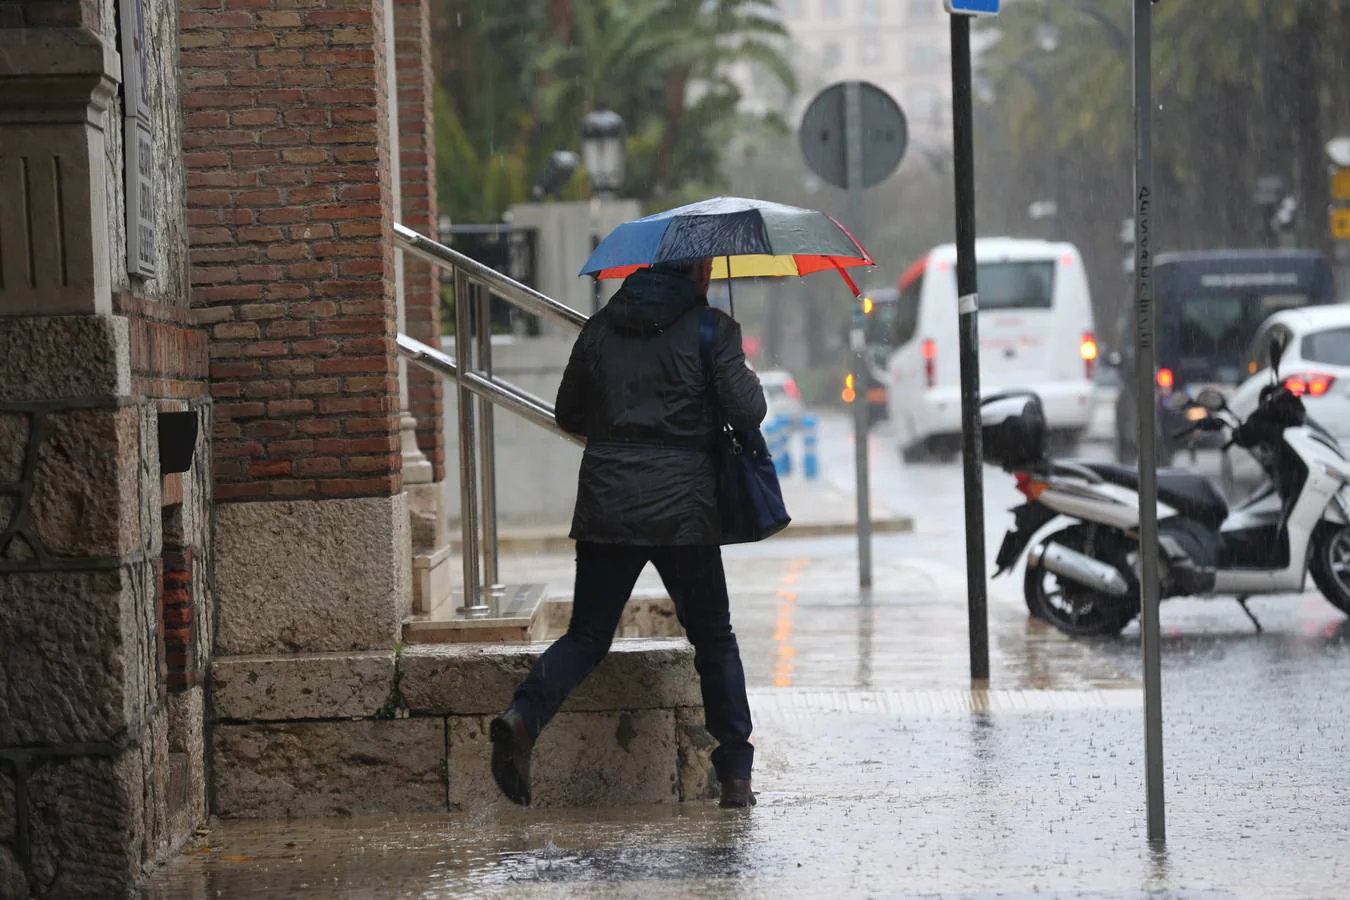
[{"left": 725, "top": 255, "right": 734, "bottom": 319}]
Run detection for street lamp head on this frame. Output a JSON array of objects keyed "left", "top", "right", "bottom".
[
  {"left": 1035, "top": 21, "right": 1060, "bottom": 53},
  {"left": 580, "top": 107, "right": 627, "bottom": 197}
]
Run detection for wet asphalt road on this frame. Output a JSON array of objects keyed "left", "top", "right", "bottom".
[{"left": 143, "top": 412, "right": 1350, "bottom": 899}]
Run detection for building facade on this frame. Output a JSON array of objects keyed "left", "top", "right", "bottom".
[{"left": 741, "top": 0, "right": 954, "bottom": 148}]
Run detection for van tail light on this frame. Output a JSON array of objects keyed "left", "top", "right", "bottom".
[
  {"left": 921, "top": 338, "right": 937, "bottom": 388},
  {"left": 1079, "top": 332, "right": 1098, "bottom": 380},
  {"left": 1156, "top": 367, "right": 1175, "bottom": 392},
  {"left": 1284, "top": 373, "right": 1337, "bottom": 398},
  {"left": 842, "top": 373, "right": 856, "bottom": 404},
  {"left": 785, "top": 378, "right": 801, "bottom": 401}
]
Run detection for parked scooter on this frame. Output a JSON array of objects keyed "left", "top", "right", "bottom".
[{"left": 983, "top": 337, "right": 1350, "bottom": 636}]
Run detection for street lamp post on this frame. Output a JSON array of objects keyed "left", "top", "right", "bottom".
[{"left": 581, "top": 107, "right": 627, "bottom": 314}]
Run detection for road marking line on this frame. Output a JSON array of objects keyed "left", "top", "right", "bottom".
[
  {"left": 749, "top": 687, "right": 1141, "bottom": 719},
  {"left": 770, "top": 559, "right": 811, "bottom": 687}
]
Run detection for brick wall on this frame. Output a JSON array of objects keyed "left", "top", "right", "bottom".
[
  {"left": 162, "top": 547, "right": 196, "bottom": 693},
  {"left": 180, "top": 0, "right": 402, "bottom": 503},
  {"left": 395, "top": 0, "right": 444, "bottom": 482},
  {"left": 115, "top": 294, "right": 211, "bottom": 401}
]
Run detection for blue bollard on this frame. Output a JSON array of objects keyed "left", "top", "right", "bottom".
[
  {"left": 765, "top": 417, "right": 791, "bottom": 477},
  {"left": 801, "top": 414, "right": 818, "bottom": 480}
]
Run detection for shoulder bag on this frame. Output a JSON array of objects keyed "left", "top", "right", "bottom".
[{"left": 698, "top": 308, "right": 791, "bottom": 544}]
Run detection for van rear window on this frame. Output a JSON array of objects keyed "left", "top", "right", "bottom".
[
  {"left": 1175, "top": 292, "right": 1311, "bottom": 360},
  {"left": 976, "top": 261, "right": 1055, "bottom": 310},
  {"left": 1178, "top": 295, "right": 1245, "bottom": 358}
]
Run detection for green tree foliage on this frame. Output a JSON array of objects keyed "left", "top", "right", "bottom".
[
  {"left": 432, "top": 0, "right": 796, "bottom": 224},
  {"left": 973, "top": 0, "right": 1350, "bottom": 335}
]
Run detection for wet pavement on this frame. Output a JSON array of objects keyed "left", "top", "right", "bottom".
[{"left": 143, "top": 414, "right": 1350, "bottom": 898}]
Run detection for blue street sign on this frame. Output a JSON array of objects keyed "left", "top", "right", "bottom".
[{"left": 944, "top": 0, "right": 1000, "bottom": 15}]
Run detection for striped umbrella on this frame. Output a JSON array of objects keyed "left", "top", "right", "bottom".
[{"left": 578, "top": 196, "right": 874, "bottom": 299}]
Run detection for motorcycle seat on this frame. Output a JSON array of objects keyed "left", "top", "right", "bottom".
[{"left": 1076, "top": 461, "right": 1229, "bottom": 528}]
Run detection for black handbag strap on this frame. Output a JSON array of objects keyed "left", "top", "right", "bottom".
[
  {"left": 698, "top": 308, "right": 741, "bottom": 452},
  {"left": 697, "top": 308, "right": 723, "bottom": 425}
]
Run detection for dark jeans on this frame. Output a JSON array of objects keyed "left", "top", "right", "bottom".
[{"left": 511, "top": 541, "right": 754, "bottom": 781}]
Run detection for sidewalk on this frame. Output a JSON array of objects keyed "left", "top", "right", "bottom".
[
  {"left": 140, "top": 683, "right": 1339, "bottom": 899},
  {"left": 451, "top": 475, "right": 913, "bottom": 554},
  {"left": 141, "top": 536, "right": 1350, "bottom": 898}
]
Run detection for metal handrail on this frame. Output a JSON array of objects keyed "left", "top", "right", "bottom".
[
  {"left": 392, "top": 224, "right": 588, "bottom": 616},
  {"left": 395, "top": 334, "right": 580, "bottom": 446},
  {"left": 394, "top": 223, "right": 587, "bottom": 333}
]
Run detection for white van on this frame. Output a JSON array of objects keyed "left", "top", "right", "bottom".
[{"left": 885, "top": 238, "right": 1098, "bottom": 462}]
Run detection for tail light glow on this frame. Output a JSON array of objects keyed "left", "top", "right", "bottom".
[
  {"left": 1284, "top": 373, "right": 1337, "bottom": 398},
  {"left": 1079, "top": 332, "right": 1098, "bottom": 379},
  {"left": 921, "top": 338, "right": 937, "bottom": 388},
  {"left": 842, "top": 373, "right": 855, "bottom": 404},
  {"left": 1156, "top": 368, "right": 1175, "bottom": 391},
  {"left": 785, "top": 378, "right": 801, "bottom": 401}
]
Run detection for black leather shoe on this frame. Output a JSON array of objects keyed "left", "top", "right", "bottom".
[
  {"left": 719, "top": 778, "right": 756, "bottom": 808},
  {"left": 489, "top": 709, "right": 533, "bottom": 806}
]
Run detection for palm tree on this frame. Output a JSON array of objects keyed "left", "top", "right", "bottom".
[{"left": 433, "top": 0, "right": 797, "bottom": 222}]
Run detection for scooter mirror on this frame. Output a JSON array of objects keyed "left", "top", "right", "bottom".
[
  {"left": 1270, "top": 335, "right": 1285, "bottom": 380},
  {"left": 1195, "top": 388, "right": 1227, "bottom": 412}
]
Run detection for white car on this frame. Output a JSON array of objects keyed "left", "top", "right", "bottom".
[
  {"left": 1229, "top": 305, "right": 1350, "bottom": 454},
  {"left": 757, "top": 369, "right": 805, "bottom": 423},
  {"left": 884, "top": 238, "right": 1098, "bottom": 461}
]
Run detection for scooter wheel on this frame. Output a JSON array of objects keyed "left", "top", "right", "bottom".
[
  {"left": 1023, "top": 526, "right": 1139, "bottom": 637},
  {"left": 1310, "top": 523, "right": 1350, "bottom": 615}
]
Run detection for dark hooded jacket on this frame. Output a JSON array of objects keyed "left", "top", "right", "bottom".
[{"left": 556, "top": 267, "right": 767, "bottom": 545}]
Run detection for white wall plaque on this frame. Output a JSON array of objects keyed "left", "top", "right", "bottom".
[
  {"left": 125, "top": 118, "right": 156, "bottom": 277},
  {"left": 118, "top": 0, "right": 152, "bottom": 121}
]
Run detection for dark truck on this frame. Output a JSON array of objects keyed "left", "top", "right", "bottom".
[{"left": 1112, "top": 249, "right": 1336, "bottom": 465}]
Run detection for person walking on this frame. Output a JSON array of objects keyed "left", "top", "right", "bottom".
[{"left": 489, "top": 257, "right": 767, "bottom": 809}]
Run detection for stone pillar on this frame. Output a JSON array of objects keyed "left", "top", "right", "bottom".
[
  {"left": 180, "top": 0, "right": 411, "bottom": 653},
  {"left": 1, "top": 0, "right": 211, "bottom": 894}
]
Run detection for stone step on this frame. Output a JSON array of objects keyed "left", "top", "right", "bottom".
[
  {"left": 402, "top": 582, "right": 548, "bottom": 644},
  {"left": 402, "top": 585, "right": 682, "bottom": 645}
]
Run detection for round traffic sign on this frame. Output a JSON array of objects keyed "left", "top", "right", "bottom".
[{"left": 799, "top": 81, "right": 908, "bottom": 191}]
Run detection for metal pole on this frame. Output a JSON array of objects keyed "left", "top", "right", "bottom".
[
  {"left": 453, "top": 270, "right": 487, "bottom": 615},
  {"left": 845, "top": 80, "right": 874, "bottom": 590},
  {"left": 591, "top": 237, "right": 602, "bottom": 314},
  {"left": 590, "top": 198, "right": 603, "bottom": 315},
  {"left": 475, "top": 283, "right": 500, "bottom": 591},
  {"left": 1132, "top": 0, "right": 1166, "bottom": 844},
  {"left": 950, "top": 13, "right": 989, "bottom": 683}
]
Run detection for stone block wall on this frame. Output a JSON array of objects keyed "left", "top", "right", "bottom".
[
  {"left": 0, "top": 0, "right": 213, "bottom": 894},
  {"left": 207, "top": 640, "right": 717, "bottom": 818}
]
